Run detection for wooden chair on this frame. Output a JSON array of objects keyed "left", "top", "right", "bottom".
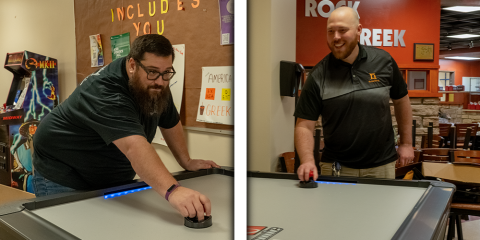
[
  {"left": 286, "top": 129, "right": 323, "bottom": 173},
  {"left": 454, "top": 124, "right": 477, "bottom": 149},
  {"left": 395, "top": 120, "right": 421, "bottom": 177},
  {"left": 453, "top": 150, "right": 480, "bottom": 165},
  {"left": 439, "top": 123, "right": 452, "bottom": 137},
  {"left": 420, "top": 135, "right": 444, "bottom": 148},
  {"left": 439, "top": 123, "right": 454, "bottom": 148},
  {"left": 419, "top": 123, "right": 444, "bottom": 149},
  {"left": 448, "top": 204, "right": 480, "bottom": 240},
  {"left": 279, "top": 152, "right": 295, "bottom": 173},
  {"left": 314, "top": 128, "right": 323, "bottom": 169},
  {"left": 421, "top": 148, "right": 452, "bottom": 163},
  {"left": 447, "top": 150, "right": 480, "bottom": 240},
  {"left": 470, "top": 122, "right": 480, "bottom": 150},
  {"left": 395, "top": 149, "right": 422, "bottom": 178}
]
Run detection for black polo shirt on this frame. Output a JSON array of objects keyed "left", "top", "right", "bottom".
[
  {"left": 295, "top": 44, "right": 408, "bottom": 169},
  {"left": 33, "top": 57, "right": 180, "bottom": 190}
]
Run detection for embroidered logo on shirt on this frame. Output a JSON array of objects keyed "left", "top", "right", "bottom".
[{"left": 369, "top": 73, "right": 380, "bottom": 83}]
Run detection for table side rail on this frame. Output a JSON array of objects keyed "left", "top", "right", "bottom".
[
  {"left": 391, "top": 185, "right": 455, "bottom": 240},
  {"left": 0, "top": 210, "right": 80, "bottom": 240},
  {"left": 21, "top": 168, "right": 233, "bottom": 211},
  {"left": 172, "top": 167, "right": 233, "bottom": 181},
  {"left": 247, "top": 171, "right": 450, "bottom": 189},
  {"left": 0, "top": 218, "right": 29, "bottom": 240}
]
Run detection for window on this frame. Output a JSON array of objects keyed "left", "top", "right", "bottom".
[
  {"left": 398, "top": 67, "right": 442, "bottom": 98},
  {"left": 407, "top": 71, "right": 427, "bottom": 90}
]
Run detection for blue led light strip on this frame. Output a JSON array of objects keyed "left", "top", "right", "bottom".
[
  {"left": 315, "top": 181, "right": 356, "bottom": 185},
  {"left": 104, "top": 186, "right": 152, "bottom": 199}
]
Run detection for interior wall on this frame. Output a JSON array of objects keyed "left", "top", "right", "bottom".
[
  {"left": 270, "top": 2, "right": 297, "bottom": 171},
  {"left": 247, "top": 0, "right": 272, "bottom": 171},
  {"left": 153, "top": 130, "right": 233, "bottom": 172},
  {"left": 0, "top": 0, "right": 77, "bottom": 104},
  {"left": 248, "top": 0, "right": 296, "bottom": 172},
  {"left": 0, "top": 1, "right": 232, "bottom": 175},
  {"left": 296, "top": 0, "right": 441, "bottom": 68},
  {"left": 439, "top": 59, "right": 480, "bottom": 85}
]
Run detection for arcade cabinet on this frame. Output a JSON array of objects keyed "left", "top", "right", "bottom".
[{"left": 0, "top": 51, "right": 59, "bottom": 193}]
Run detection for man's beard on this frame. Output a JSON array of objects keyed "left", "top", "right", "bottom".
[
  {"left": 328, "top": 38, "right": 358, "bottom": 60},
  {"left": 129, "top": 71, "right": 170, "bottom": 116}
]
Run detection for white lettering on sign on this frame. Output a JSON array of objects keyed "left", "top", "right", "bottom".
[
  {"left": 304, "top": 1, "right": 407, "bottom": 48},
  {"left": 394, "top": 29, "right": 406, "bottom": 47},
  {"left": 383, "top": 29, "right": 393, "bottom": 47},
  {"left": 305, "top": 0, "right": 360, "bottom": 18},
  {"left": 360, "top": 29, "right": 406, "bottom": 47},
  {"left": 372, "top": 29, "right": 382, "bottom": 46}
]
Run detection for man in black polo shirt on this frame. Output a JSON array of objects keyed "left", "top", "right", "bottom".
[
  {"left": 32, "top": 34, "right": 219, "bottom": 221},
  {"left": 295, "top": 7, "right": 414, "bottom": 181}
]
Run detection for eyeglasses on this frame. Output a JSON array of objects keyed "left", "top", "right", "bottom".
[{"left": 135, "top": 60, "right": 176, "bottom": 81}]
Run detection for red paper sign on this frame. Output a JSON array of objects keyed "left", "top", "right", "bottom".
[{"left": 205, "top": 88, "right": 215, "bottom": 100}]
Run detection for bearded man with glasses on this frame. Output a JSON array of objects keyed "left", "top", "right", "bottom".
[{"left": 32, "top": 34, "right": 219, "bottom": 221}]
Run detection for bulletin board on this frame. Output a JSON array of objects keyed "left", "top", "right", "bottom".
[{"left": 74, "top": 0, "right": 233, "bottom": 131}]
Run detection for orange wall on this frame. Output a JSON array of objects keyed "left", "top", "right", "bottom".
[
  {"left": 296, "top": 0, "right": 440, "bottom": 68},
  {"left": 439, "top": 59, "right": 480, "bottom": 85}
]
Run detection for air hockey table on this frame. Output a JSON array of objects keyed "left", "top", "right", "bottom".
[
  {"left": 0, "top": 168, "right": 233, "bottom": 240},
  {"left": 247, "top": 172, "right": 455, "bottom": 240}
]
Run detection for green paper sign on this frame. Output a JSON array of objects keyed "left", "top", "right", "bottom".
[{"left": 110, "top": 33, "right": 130, "bottom": 61}]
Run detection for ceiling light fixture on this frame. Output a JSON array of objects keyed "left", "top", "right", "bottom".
[
  {"left": 443, "top": 6, "right": 480, "bottom": 12},
  {"left": 445, "top": 56, "right": 480, "bottom": 60},
  {"left": 447, "top": 34, "right": 480, "bottom": 39}
]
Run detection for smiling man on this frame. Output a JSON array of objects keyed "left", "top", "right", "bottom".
[
  {"left": 294, "top": 7, "right": 414, "bottom": 181},
  {"left": 32, "top": 34, "right": 219, "bottom": 221}
]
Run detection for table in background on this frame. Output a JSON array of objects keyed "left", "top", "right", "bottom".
[
  {"left": 248, "top": 172, "right": 455, "bottom": 240},
  {"left": 0, "top": 184, "right": 34, "bottom": 205},
  {"left": 0, "top": 168, "right": 233, "bottom": 240}
]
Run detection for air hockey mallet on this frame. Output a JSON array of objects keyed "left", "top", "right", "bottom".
[
  {"left": 184, "top": 215, "right": 213, "bottom": 229},
  {"left": 166, "top": 183, "right": 213, "bottom": 228},
  {"left": 299, "top": 170, "right": 318, "bottom": 188}
]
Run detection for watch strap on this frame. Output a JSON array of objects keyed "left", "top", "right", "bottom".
[{"left": 165, "top": 183, "right": 181, "bottom": 201}]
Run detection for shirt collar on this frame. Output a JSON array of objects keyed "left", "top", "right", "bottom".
[
  {"left": 330, "top": 43, "right": 367, "bottom": 67},
  {"left": 357, "top": 43, "right": 367, "bottom": 60}
]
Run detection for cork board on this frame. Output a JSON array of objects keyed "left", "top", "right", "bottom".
[{"left": 74, "top": 0, "right": 233, "bottom": 130}]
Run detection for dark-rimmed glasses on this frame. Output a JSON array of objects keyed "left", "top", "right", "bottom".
[{"left": 135, "top": 60, "right": 176, "bottom": 81}]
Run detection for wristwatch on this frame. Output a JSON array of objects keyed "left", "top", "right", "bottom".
[{"left": 165, "top": 183, "right": 181, "bottom": 201}]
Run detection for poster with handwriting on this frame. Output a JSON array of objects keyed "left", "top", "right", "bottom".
[
  {"left": 152, "top": 44, "right": 186, "bottom": 146},
  {"left": 196, "top": 66, "right": 233, "bottom": 125}
]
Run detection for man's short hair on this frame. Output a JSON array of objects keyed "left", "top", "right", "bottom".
[{"left": 127, "top": 34, "right": 175, "bottom": 62}]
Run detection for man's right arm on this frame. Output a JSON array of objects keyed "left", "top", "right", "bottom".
[
  {"left": 295, "top": 118, "right": 318, "bottom": 181},
  {"left": 113, "top": 135, "right": 211, "bottom": 221}
]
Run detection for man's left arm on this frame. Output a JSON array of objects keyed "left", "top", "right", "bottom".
[
  {"left": 160, "top": 121, "right": 220, "bottom": 171},
  {"left": 392, "top": 95, "right": 415, "bottom": 166}
]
